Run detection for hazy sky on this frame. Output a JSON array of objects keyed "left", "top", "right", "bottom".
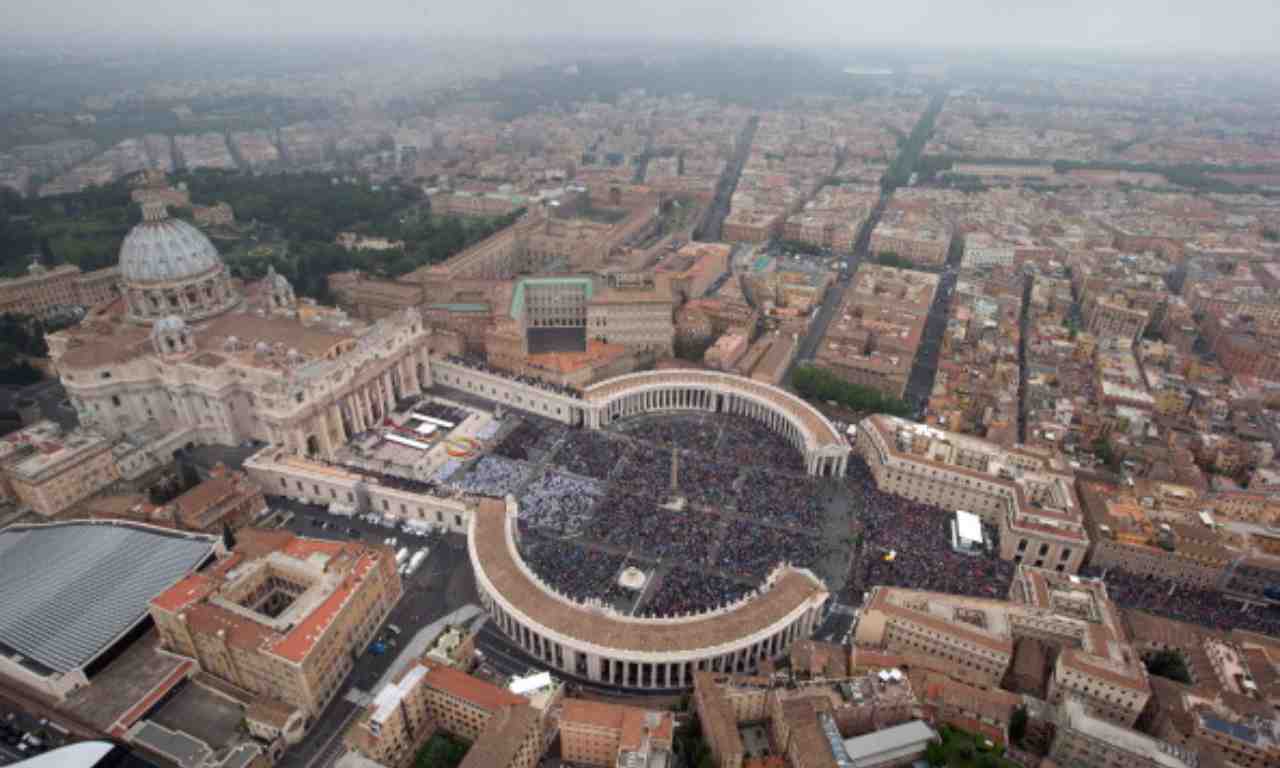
[{"left": 8, "top": 0, "right": 1280, "bottom": 55}]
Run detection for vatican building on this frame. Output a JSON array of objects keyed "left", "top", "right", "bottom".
[{"left": 48, "top": 202, "right": 434, "bottom": 459}]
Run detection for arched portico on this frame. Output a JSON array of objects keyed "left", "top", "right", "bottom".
[{"left": 582, "top": 371, "right": 849, "bottom": 477}]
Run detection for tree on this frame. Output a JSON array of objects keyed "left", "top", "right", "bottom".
[
  {"left": 876, "top": 251, "right": 915, "bottom": 270},
  {"left": 1146, "top": 650, "right": 1192, "bottom": 684},
  {"left": 925, "top": 741, "right": 946, "bottom": 767},
  {"left": 792, "top": 365, "right": 912, "bottom": 418},
  {"left": 1009, "top": 706, "right": 1028, "bottom": 745}
]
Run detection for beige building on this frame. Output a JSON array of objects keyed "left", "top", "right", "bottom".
[
  {"left": 1079, "top": 482, "right": 1234, "bottom": 590},
  {"left": 815, "top": 266, "right": 938, "bottom": 400},
  {"left": 869, "top": 225, "right": 951, "bottom": 268},
  {"left": 857, "top": 569, "right": 1150, "bottom": 727},
  {"left": 1049, "top": 698, "right": 1198, "bottom": 768},
  {"left": 0, "top": 260, "right": 119, "bottom": 317},
  {"left": 857, "top": 414, "right": 1089, "bottom": 573},
  {"left": 345, "top": 659, "right": 544, "bottom": 768},
  {"left": 1083, "top": 293, "right": 1151, "bottom": 342},
  {"left": 149, "top": 529, "right": 402, "bottom": 718},
  {"left": 559, "top": 699, "right": 674, "bottom": 767},
  {"left": 693, "top": 670, "right": 915, "bottom": 768},
  {"left": 0, "top": 421, "right": 119, "bottom": 517},
  {"left": 587, "top": 274, "right": 676, "bottom": 355},
  {"left": 48, "top": 205, "right": 435, "bottom": 461}
]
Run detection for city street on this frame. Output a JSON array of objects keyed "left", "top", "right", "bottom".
[
  {"left": 786, "top": 191, "right": 888, "bottom": 376},
  {"left": 694, "top": 116, "right": 758, "bottom": 242},
  {"left": 271, "top": 498, "right": 477, "bottom": 768},
  {"left": 901, "top": 262, "right": 960, "bottom": 414}
]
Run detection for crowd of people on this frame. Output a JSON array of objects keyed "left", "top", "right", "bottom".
[
  {"left": 1084, "top": 567, "right": 1280, "bottom": 636},
  {"left": 455, "top": 455, "right": 534, "bottom": 497},
  {"left": 738, "top": 470, "right": 824, "bottom": 529},
  {"left": 518, "top": 533, "right": 627, "bottom": 604},
  {"left": 675, "top": 452, "right": 740, "bottom": 507},
  {"left": 717, "top": 519, "right": 823, "bottom": 580},
  {"left": 716, "top": 415, "right": 806, "bottom": 473},
  {"left": 495, "top": 410, "right": 835, "bottom": 616},
  {"left": 444, "top": 354, "right": 583, "bottom": 399},
  {"left": 644, "top": 567, "right": 751, "bottom": 617},
  {"left": 494, "top": 418, "right": 563, "bottom": 462},
  {"left": 848, "top": 457, "right": 1016, "bottom": 599},
  {"left": 618, "top": 414, "right": 721, "bottom": 455},
  {"left": 412, "top": 400, "right": 469, "bottom": 426},
  {"left": 555, "top": 429, "right": 626, "bottom": 480},
  {"left": 517, "top": 471, "right": 603, "bottom": 536},
  {"left": 585, "top": 489, "right": 720, "bottom": 565}
]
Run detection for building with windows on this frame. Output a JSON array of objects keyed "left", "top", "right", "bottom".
[
  {"left": 148, "top": 529, "right": 402, "bottom": 718},
  {"left": 857, "top": 568, "right": 1149, "bottom": 727},
  {"left": 0, "top": 421, "right": 120, "bottom": 517},
  {"left": 1049, "top": 698, "right": 1198, "bottom": 768},
  {"left": 345, "top": 659, "right": 545, "bottom": 768},
  {"left": 48, "top": 202, "right": 435, "bottom": 461},
  {"left": 692, "top": 670, "right": 916, "bottom": 768},
  {"left": 559, "top": 700, "right": 674, "bottom": 767},
  {"left": 0, "top": 260, "right": 119, "bottom": 318},
  {"left": 856, "top": 415, "right": 1088, "bottom": 573}
]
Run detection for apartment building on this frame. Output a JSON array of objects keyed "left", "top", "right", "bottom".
[
  {"left": 1079, "top": 482, "right": 1233, "bottom": 589},
  {"left": 869, "top": 223, "right": 951, "bottom": 268},
  {"left": 815, "top": 266, "right": 938, "bottom": 400},
  {"left": 559, "top": 700, "right": 674, "bottom": 767},
  {"left": 346, "top": 661, "right": 548, "bottom": 768},
  {"left": 1083, "top": 293, "right": 1151, "bottom": 343},
  {"left": 0, "top": 261, "right": 119, "bottom": 317},
  {"left": 960, "top": 233, "right": 1015, "bottom": 269},
  {"left": 693, "top": 670, "right": 915, "bottom": 768},
  {"left": 1049, "top": 698, "right": 1198, "bottom": 768},
  {"left": 149, "top": 529, "right": 402, "bottom": 718},
  {"left": 856, "top": 414, "right": 1089, "bottom": 573},
  {"left": 858, "top": 570, "right": 1150, "bottom": 727},
  {"left": 0, "top": 421, "right": 120, "bottom": 516}
]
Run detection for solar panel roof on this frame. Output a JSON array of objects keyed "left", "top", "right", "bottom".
[{"left": 0, "top": 522, "right": 216, "bottom": 674}]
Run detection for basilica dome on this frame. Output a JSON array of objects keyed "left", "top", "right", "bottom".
[{"left": 120, "top": 202, "right": 241, "bottom": 324}]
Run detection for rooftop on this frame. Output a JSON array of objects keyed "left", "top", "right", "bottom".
[{"left": 0, "top": 521, "right": 216, "bottom": 674}]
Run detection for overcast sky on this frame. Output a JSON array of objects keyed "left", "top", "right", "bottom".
[{"left": 8, "top": 0, "right": 1280, "bottom": 55}]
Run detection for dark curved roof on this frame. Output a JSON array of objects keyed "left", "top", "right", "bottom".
[{"left": 0, "top": 521, "right": 216, "bottom": 674}]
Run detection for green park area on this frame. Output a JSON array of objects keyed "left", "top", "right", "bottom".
[
  {"left": 413, "top": 734, "right": 470, "bottom": 768},
  {"left": 926, "top": 725, "right": 1020, "bottom": 768},
  {"left": 1, "top": 170, "right": 522, "bottom": 302}
]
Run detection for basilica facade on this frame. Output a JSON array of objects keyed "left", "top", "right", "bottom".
[{"left": 48, "top": 203, "right": 433, "bottom": 459}]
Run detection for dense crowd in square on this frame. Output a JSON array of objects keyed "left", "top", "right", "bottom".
[
  {"left": 553, "top": 429, "right": 627, "bottom": 480},
  {"left": 1082, "top": 566, "right": 1280, "bottom": 636},
  {"left": 847, "top": 457, "right": 1016, "bottom": 600},
  {"left": 494, "top": 418, "right": 563, "bottom": 461},
  {"left": 454, "top": 455, "right": 535, "bottom": 496},
  {"left": 716, "top": 415, "right": 807, "bottom": 473},
  {"left": 517, "top": 532, "right": 627, "bottom": 603},
  {"left": 644, "top": 567, "right": 752, "bottom": 617},
  {"left": 488, "top": 410, "right": 832, "bottom": 616},
  {"left": 516, "top": 471, "right": 604, "bottom": 536},
  {"left": 738, "top": 470, "right": 825, "bottom": 529}
]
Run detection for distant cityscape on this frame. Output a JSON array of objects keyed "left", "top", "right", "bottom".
[{"left": 1, "top": 39, "right": 1279, "bottom": 768}]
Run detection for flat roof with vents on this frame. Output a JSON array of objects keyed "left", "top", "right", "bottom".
[{"left": 0, "top": 521, "right": 216, "bottom": 676}]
